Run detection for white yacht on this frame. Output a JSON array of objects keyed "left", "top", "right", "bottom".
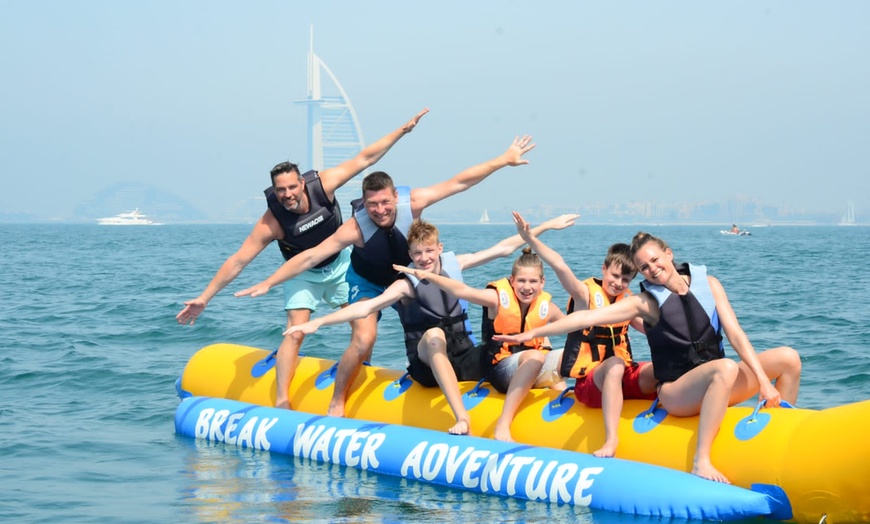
[{"left": 97, "top": 209, "right": 162, "bottom": 226}]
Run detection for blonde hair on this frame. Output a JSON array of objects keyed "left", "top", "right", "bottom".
[
  {"left": 406, "top": 219, "right": 439, "bottom": 246},
  {"left": 511, "top": 247, "right": 543, "bottom": 277}
]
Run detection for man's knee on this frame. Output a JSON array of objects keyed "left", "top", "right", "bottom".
[
  {"left": 282, "top": 330, "right": 306, "bottom": 347},
  {"left": 349, "top": 321, "right": 377, "bottom": 355}
]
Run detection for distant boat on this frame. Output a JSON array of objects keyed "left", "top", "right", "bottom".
[
  {"left": 720, "top": 225, "right": 751, "bottom": 236},
  {"left": 839, "top": 201, "right": 856, "bottom": 226},
  {"left": 97, "top": 209, "right": 162, "bottom": 226},
  {"left": 480, "top": 208, "right": 491, "bottom": 224}
]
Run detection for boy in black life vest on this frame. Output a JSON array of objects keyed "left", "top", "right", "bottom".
[{"left": 512, "top": 211, "right": 656, "bottom": 458}]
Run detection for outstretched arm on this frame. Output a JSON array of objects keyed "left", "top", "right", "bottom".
[
  {"left": 393, "top": 264, "right": 499, "bottom": 309},
  {"left": 409, "top": 136, "right": 536, "bottom": 215},
  {"left": 235, "top": 218, "right": 360, "bottom": 298},
  {"left": 320, "top": 108, "right": 429, "bottom": 197},
  {"left": 176, "top": 213, "right": 277, "bottom": 325},
  {"left": 512, "top": 211, "right": 588, "bottom": 303},
  {"left": 492, "top": 295, "right": 648, "bottom": 344},
  {"left": 283, "top": 280, "right": 412, "bottom": 336},
  {"left": 457, "top": 213, "right": 579, "bottom": 270}
]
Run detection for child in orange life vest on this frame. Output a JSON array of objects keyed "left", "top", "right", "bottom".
[
  {"left": 395, "top": 242, "right": 568, "bottom": 442},
  {"left": 512, "top": 211, "right": 657, "bottom": 458}
]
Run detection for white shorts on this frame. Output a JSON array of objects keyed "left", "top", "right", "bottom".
[{"left": 488, "top": 348, "right": 562, "bottom": 393}]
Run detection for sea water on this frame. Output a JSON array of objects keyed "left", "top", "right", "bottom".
[{"left": 1, "top": 223, "right": 868, "bottom": 523}]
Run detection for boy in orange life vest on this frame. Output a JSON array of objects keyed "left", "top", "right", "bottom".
[{"left": 513, "top": 211, "right": 657, "bottom": 458}]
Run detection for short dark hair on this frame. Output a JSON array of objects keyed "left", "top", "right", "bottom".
[
  {"left": 361, "top": 171, "right": 395, "bottom": 194},
  {"left": 270, "top": 161, "right": 300, "bottom": 183},
  {"left": 603, "top": 243, "right": 636, "bottom": 277}
]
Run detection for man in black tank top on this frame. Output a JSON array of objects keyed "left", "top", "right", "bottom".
[
  {"left": 236, "top": 134, "right": 538, "bottom": 418},
  {"left": 176, "top": 108, "right": 429, "bottom": 410}
]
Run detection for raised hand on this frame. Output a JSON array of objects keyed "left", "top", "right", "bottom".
[
  {"left": 544, "top": 213, "right": 580, "bottom": 231},
  {"left": 502, "top": 135, "right": 536, "bottom": 166},
  {"left": 513, "top": 211, "right": 580, "bottom": 241},
  {"left": 512, "top": 211, "right": 533, "bottom": 240},
  {"left": 403, "top": 108, "right": 430, "bottom": 133}
]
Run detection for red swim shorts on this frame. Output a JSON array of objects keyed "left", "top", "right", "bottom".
[{"left": 573, "top": 361, "right": 656, "bottom": 408}]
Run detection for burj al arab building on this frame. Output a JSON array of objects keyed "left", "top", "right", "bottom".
[{"left": 294, "top": 28, "right": 366, "bottom": 218}]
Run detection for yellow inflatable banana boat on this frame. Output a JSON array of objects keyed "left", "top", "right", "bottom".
[{"left": 177, "top": 343, "right": 870, "bottom": 524}]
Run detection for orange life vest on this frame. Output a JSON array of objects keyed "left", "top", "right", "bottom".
[
  {"left": 483, "top": 277, "right": 552, "bottom": 364},
  {"left": 560, "top": 277, "right": 634, "bottom": 379}
]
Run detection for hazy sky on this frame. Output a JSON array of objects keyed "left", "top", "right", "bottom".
[{"left": 2, "top": 1, "right": 868, "bottom": 220}]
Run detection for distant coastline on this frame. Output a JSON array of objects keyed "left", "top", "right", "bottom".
[
  {"left": 0, "top": 196, "right": 861, "bottom": 226},
  {"left": 0, "top": 218, "right": 861, "bottom": 227}
]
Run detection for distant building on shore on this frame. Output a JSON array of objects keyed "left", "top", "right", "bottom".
[{"left": 294, "top": 26, "right": 366, "bottom": 218}]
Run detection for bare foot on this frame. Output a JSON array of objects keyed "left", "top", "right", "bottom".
[
  {"left": 592, "top": 439, "right": 618, "bottom": 458},
  {"left": 326, "top": 402, "right": 345, "bottom": 418},
  {"left": 692, "top": 460, "right": 731, "bottom": 484},
  {"left": 493, "top": 421, "right": 514, "bottom": 442},
  {"left": 275, "top": 398, "right": 290, "bottom": 410},
  {"left": 448, "top": 418, "right": 470, "bottom": 435}
]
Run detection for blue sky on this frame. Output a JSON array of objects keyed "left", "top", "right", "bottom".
[{"left": 2, "top": 1, "right": 868, "bottom": 220}]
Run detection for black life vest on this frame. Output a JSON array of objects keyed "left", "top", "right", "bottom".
[
  {"left": 641, "top": 263, "right": 724, "bottom": 382},
  {"left": 349, "top": 186, "right": 413, "bottom": 287},
  {"left": 396, "top": 252, "right": 476, "bottom": 357},
  {"left": 265, "top": 170, "right": 343, "bottom": 268}
]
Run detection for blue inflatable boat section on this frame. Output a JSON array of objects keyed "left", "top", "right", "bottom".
[{"left": 175, "top": 397, "right": 784, "bottom": 521}]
